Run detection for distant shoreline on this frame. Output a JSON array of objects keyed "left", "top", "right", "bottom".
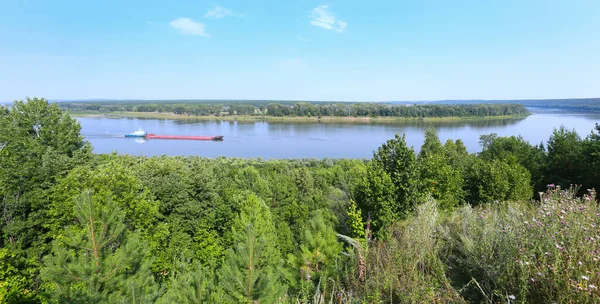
[{"left": 70, "top": 111, "right": 529, "bottom": 123}]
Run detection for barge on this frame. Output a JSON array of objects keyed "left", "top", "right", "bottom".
[{"left": 125, "top": 128, "right": 223, "bottom": 141}]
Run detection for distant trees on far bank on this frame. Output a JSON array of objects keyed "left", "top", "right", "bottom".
[{"left": 57, "top": 101, "right": 530, "bottom": 118}]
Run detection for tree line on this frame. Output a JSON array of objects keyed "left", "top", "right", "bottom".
[
  {"left": 57, "top": 101, "right": 530, "bottom": 118},
  {"left": 1, "top": 98, "right": 599, "bottom": 303}
]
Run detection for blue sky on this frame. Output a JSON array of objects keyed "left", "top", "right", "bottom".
[{"left": 1, "top": 0, "right": 599, "bottom": 102}]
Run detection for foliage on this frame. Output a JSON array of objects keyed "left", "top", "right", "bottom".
[
  {"left": 464, "top": 158, "right": 533, "bottom": 204},
  {"left": 156, "top": 258, "right": 222, "bottom": 304},
  {"left": 218, "top": 192, "right": 287, "bottom": 303},
  {"left": 357, "top": 133, "right": 421, "bottom": 236},
  {"left": 4, "top": 98, "right": 600, "bottom": 303},
  {"left": 0, "top": 97, "right": 92, "bottom": 303},
  {"left": 479, "top": 133, "right": 546, "bottom": 194},
  {"left": 58, "top": 101, "right": 530, "bottom": 119},
  {"left": 418, "top": 127, "right": 465, "bottom": 209},
  {"left": 546, "top": 126, "right": 587, "bottom": 189},
  {"left": 40, "top": 190, "right": 160, "bottom": 303},
  {"left": 287, "top": 211, "right": 342, "bottom": 300}
]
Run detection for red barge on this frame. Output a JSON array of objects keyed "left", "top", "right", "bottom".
[
  {"left": 125, "top": 128, "right": 223, "bottom": 141},
  {"left": 146, "top": 134, "right": 223, "bottom": 141}
]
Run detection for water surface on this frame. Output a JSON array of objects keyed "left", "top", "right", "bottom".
[{"left": 78, "top": 108, "right": 600, "bottom": 159}]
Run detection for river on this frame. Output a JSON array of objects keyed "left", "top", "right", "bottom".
[{"left": 77, "top": 108, "right": 600, "bottom": 159}]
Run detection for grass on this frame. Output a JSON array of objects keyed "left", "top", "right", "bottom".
[
  {"left": 308, "top": 186, "right": 600, "bottom": 303},
  {"left": 69, "top": 111, "right": 529, "bottom": 123}
]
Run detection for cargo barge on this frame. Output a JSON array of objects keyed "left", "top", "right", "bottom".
[{"left": 125, "top": 128, "right": 223, "bottom": 141}]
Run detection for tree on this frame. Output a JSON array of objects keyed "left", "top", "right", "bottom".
[
  {"left": 0, "top": 97, "right": 91, "bottom": 301},
  {"left": 583, "top": 124, "right": 600, "bottom": 192},
  {"left": 418, "top": 153, "right": 465, "bottom": 209},
  {"left": 156, "top": 258, "right": 223, "bottom": 304},
  {"left": 464, "top": 159, "right": 533, "bottom": 204},
  {"left": 218, "top": 193, "right": 287, "bottom": 303},
  {"left": 418, "top": 128, "right": 465, "bottom": 209},
  {"left": 478, "top": 134, "right": 546, "bottom": 193},
  {"left": 356, "top": 161, "right": 396, "bottom": 235},
  {"left": 287, "top": 210, "right": 342, "bottom": 299},
  {"left": 0, "top": 97, "right": 90, "bottom": 194},
  {"left": 40, "top": 190, "right": 160, "bottom": 303},
  {"left": 546, "top": 126, "right": 586, "bottom": 189},
  {"left": 419, "top": 127, "right": 444, "bottom": 158},
  {"left": 48, "top": 160, "right": 160, "bottom": 240},
  {"left": 358, "top": 133, "right": 420, "bottom": 236}
]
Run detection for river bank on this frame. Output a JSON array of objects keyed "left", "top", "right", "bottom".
[{"left": 70, "top": 111, "right": 530, "bottom": 123}]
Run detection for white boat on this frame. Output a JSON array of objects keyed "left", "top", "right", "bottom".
[{"left": 125, "top": 128, "right": 147, "bottom": 138}]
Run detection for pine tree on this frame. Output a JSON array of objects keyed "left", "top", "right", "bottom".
[
  {"left": 156, "top": 258, "right": 222, "bottom": 304},
  {"left": 40, "top": 190, "right": 160, "bottom": 303},
  {"left": 288, "top": 210, "right": 342, "bottom": 300},
  {"left": 218, "top": 192, "right": 287, "bottom": 303}
]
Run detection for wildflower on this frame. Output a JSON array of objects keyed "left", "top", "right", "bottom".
[
  {"left": 555, "top": 244, "right": 564, "bottom": 250},
  {"left": 508, "top": 295, "right": 516, "bottom": 300},
  {"left": 582, "top": 275, "right": 589, "bottom": 281},
  {"left": 590, "top": 284, "right": 597, "bottom": 289},
  {"left": 531, "top": 278, "right": 535, "bottom": 283}
]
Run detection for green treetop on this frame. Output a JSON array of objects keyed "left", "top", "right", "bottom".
[
  {"left": 40, "top": 190, "right": 160, "bottom": 303},
  {"left": 218, "top": 192, "right": 287, "bottom": 303}
]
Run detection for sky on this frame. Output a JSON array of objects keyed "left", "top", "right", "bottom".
[{"left": 1, "top": 0, "right": 599, "bottom": 102}]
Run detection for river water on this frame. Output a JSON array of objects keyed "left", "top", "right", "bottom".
[{"left": 77, "top": 108, "right": 600, "bottom": 159}]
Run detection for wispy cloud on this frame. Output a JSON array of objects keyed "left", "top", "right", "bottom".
[
  {"left": 205, "top": 5, "right": 242, "bottom": 19},
  {"left": 309, "top": 5, "right": 347, "bottom": 33},
  {"left": 170, "top": 17, "right": 209, "bottom": 36}
]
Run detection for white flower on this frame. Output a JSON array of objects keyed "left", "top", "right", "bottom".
[{"left": 582, "top": 275, "right": 590, "bottom": 281}]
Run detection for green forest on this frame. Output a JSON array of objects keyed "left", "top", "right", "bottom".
[
  {"left": 2, "top": 98, "right": 600, "bottom": 303},
  {"left": 57, "top": 101, "right": 530, "bottom": 119}
]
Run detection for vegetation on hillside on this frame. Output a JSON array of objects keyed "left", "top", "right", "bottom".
[
  {"left": 1, "top": 98, "right": 600, "bottom": 303},
  {"left": 57, "top": 101, "right": 530, "bottom": 119}
]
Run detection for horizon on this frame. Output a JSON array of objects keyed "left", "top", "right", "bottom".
[
  {"left": 3, "top": 96, "right": 600, "bottom": 105},
  {"left": 1, "top": 0, "right": 599, "bottom": 101}
]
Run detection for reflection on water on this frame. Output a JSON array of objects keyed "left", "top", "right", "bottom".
[{"left": 77, "top": 109, "right": 600, "bottom": 159}]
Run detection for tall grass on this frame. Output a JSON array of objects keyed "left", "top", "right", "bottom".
[
  {"left": 333, "top": 199, "right": 465, "bottom": 303},
  {"left": 301, "top": 186, "right": 600, "bottom": 303},
  {"left": 449, "top": 185, "right": 600, "bottom": 303}
]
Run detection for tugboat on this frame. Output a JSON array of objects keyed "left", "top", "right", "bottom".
[{"left": 124, "top": 127, "right": 147, "bottom": 138}]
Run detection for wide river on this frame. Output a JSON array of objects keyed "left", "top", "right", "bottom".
[{"left": 78, "top": 108, "right": 600, "bottom": 159}]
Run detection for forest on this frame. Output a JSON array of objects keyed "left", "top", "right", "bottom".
[
  {"left": 1, "top": 98, "right": 600, "bottom": 303},
  {"left": 57, "top": 101, "right": 530, "bottom": 119}
]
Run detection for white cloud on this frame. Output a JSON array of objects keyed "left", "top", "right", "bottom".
[
  {"left": 205, "top": 5, "right": 241, "bottom": 19},
  {"left": 170, "top": 17, "right": 209, "bottom": 36},
  {"left": 309, "top": 5, "right": 347, "bottom": 33}
]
